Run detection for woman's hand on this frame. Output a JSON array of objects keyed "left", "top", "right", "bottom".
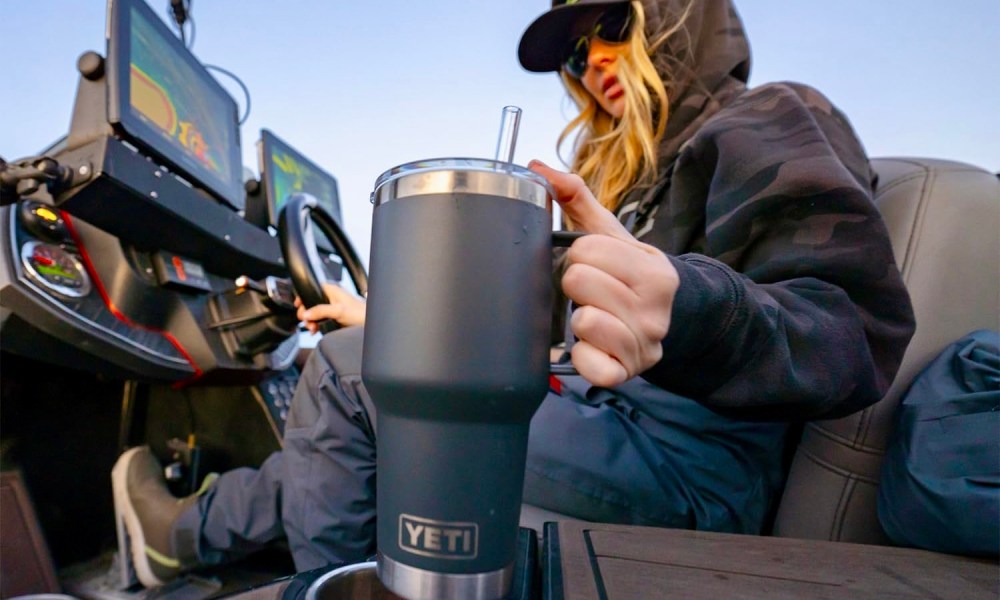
[
  {"left": 295, "top": 282, "right": 367, "bottom": 333},
  {"left": 529, "top": 160, "right": 679, "bottom": 388}
]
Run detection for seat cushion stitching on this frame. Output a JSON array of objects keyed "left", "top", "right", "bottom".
[
  {"left": 874, "top": 171, "right": 928, "bottom": 197},
  {"left": 798, "top": 445, "right": 880, "bottom": 485},
  {"left": 902, "top": 165, "right": 938, "bottom": 279},
  {"left": 804, "top": 422, "right": 884, "bottom": 455},
  {"left": 832, "top": 477, "right": 857, "bottom": 540}
]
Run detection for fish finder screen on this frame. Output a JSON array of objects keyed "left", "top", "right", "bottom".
[
  {"left": 107, "top": 0, "right": 244, "bottom": 210},
  {"left": 259, "top": 129, "right": 342, "bottom": 230}
]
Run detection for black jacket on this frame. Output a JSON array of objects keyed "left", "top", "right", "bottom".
[{"left": 562, "top": 0, "right": 915, "bottom": 420}]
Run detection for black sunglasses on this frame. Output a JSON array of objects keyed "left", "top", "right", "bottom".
[{"left": 562, "top": 4, "right": 635, "bottom": 79}]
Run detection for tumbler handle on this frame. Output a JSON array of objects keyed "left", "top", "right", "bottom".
[
  {"left": 550, "top": 361, "right": 578, "bottom": 376},
  {"left": 549, "top": 231, "right": 587, "bottom": 375},
  {"left": 552, "top": 230, "right": 586, "bottom": 247}
]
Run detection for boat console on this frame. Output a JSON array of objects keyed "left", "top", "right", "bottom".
[{"left": 0, "top": 0, "right": 360, "bottom": 590}]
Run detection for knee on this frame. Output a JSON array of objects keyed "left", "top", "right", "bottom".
[
  {"left": 286, "top": 326, "right": 369, "bottom": 430},
  {"left": 314, "top": 325, "right": 365, "bottom": 378}
]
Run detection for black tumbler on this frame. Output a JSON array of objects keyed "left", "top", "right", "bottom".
[{"left": 362, "top": 158, "right": 554, "bottom": 600}]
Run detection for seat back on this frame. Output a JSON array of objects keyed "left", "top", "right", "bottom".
[{"left": 772, "top": 157, "right": 1000, "bottom": 543}]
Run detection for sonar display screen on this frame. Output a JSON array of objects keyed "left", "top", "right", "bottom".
[
  {"left": 259, "top": 129, "right": 342, "bottom": 230},
  {"left": 108, "top": 0, "right": 244, "bottom": 209}
]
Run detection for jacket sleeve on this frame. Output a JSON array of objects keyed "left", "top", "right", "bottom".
[{"left": 641, "top": 83, "right": 915, "bottom": 420}]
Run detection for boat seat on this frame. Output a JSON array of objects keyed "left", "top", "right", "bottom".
[
  {"left": 773, "top": 157, "right": 1000, "bottom": 543},
  {"left": 521, "top": 157, "right": 1000, "bottom": 544}
]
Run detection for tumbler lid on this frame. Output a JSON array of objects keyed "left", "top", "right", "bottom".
[{"left": 371, "top": 158, "right": 553, "bottom": 210}]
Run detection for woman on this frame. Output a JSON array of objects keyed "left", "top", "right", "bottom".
[
  {"left": 113, "top": 0, "right": 914, "bottom": 586},
  {"left": 521, "top": 0, "right": 915, "bottom": 413}
]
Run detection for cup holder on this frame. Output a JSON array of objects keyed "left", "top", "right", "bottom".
[{"left": 303, "top": 562, "right": 404, "bottom": 600}]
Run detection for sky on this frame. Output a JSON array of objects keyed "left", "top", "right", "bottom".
[{"left": 2, "top": 0, "right": 997, "bottom": 270}]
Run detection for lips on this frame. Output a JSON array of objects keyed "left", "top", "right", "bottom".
[{"left": 602, "top": 76, "right": 623, "bottom": 100}]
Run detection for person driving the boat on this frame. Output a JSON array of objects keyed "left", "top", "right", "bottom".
[{"left": 112, "top": 0, "right": 914, "bottom": 587}]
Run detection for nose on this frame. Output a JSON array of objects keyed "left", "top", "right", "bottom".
[{"left": 587, "top": 37, "right": 618, "bottom": 72}]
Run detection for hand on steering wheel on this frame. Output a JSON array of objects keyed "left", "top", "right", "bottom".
[
  {"left": 295, "top": 283, "right": 367, "bottom": 334},
  {"left": 278, "top": 193, "right": 368, "bottom": 334}
]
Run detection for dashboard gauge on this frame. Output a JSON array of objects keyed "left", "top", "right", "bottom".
[
  {"left": 19, "top": 201, "right": 69, "bottom": 241},
  {"left": 21, "top": 241, "right": 92, "bottom": 299}
]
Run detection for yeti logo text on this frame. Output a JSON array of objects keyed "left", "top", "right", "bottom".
[{"left": 399, "top": 514, "right": 478, "bottom": 560}]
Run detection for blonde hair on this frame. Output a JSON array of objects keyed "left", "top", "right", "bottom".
[{"left": 558, "top": 0, "right": 691, "bottom": 214}]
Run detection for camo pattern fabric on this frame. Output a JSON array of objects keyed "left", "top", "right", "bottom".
[
  {"left": 638, "top": 82, "right": 915, "bottom": 420},
  {"left": 589, "top": 0, "right": 914, "bottom": 419}
]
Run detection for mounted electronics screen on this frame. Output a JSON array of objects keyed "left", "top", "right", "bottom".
[
  {"left": 106, "top": 0, "right": 244, "bottom": 210},
  {"left": 258, "top": 129, "right": 342, "bottom": 242}
]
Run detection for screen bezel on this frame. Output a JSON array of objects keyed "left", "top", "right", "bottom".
[
  {"left": 257, "top": 128, "right": 342, "bottom": 228},
  {"left": 106, "top": 0, "right": 245, "bottom": 211}
]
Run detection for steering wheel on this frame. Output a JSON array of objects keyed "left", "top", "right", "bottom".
[{"left": 277, "top": 193, "right": 368, "bottom": 333}]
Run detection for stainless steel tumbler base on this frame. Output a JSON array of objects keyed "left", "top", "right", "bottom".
[
  {"left": 304, "top": 562, "right": 401, "bottom": 600},
  {"left": 377, "top": 553, "right": 513, "bottom": 600}
]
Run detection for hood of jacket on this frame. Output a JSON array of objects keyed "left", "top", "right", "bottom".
[{"left": 640, "top": 0, "right": 751, "bottom": 166}]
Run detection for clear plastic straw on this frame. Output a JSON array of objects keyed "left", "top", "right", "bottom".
[{"left": 494, "top": 105, "right": 522, "bottom": 165}]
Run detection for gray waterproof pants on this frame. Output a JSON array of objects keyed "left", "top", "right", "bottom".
[{"left": 175, "top": 326, "right": 789, "bottom": 571}]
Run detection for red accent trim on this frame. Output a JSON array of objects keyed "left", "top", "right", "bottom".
[
  {"left": 60, "top": 212, "right": 204, "bottom": 386},
  {"left": 549, "top": 374, "right": 562, "bottom": 395},
  {"left": 171, "top": 255, "right": 188, "bottom": 281}
]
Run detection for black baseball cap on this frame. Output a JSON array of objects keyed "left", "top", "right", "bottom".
[{"left": 518, "top": 0, "right": 632, "bottom": 73}]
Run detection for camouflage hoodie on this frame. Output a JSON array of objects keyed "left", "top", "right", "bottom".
[{"left": 609, "top": 0, "right": 915, "bottom": 420}]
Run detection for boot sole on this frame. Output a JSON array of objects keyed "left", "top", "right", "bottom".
[{"left": 112, "top": 446, "right": 166, "bottom": 588}]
